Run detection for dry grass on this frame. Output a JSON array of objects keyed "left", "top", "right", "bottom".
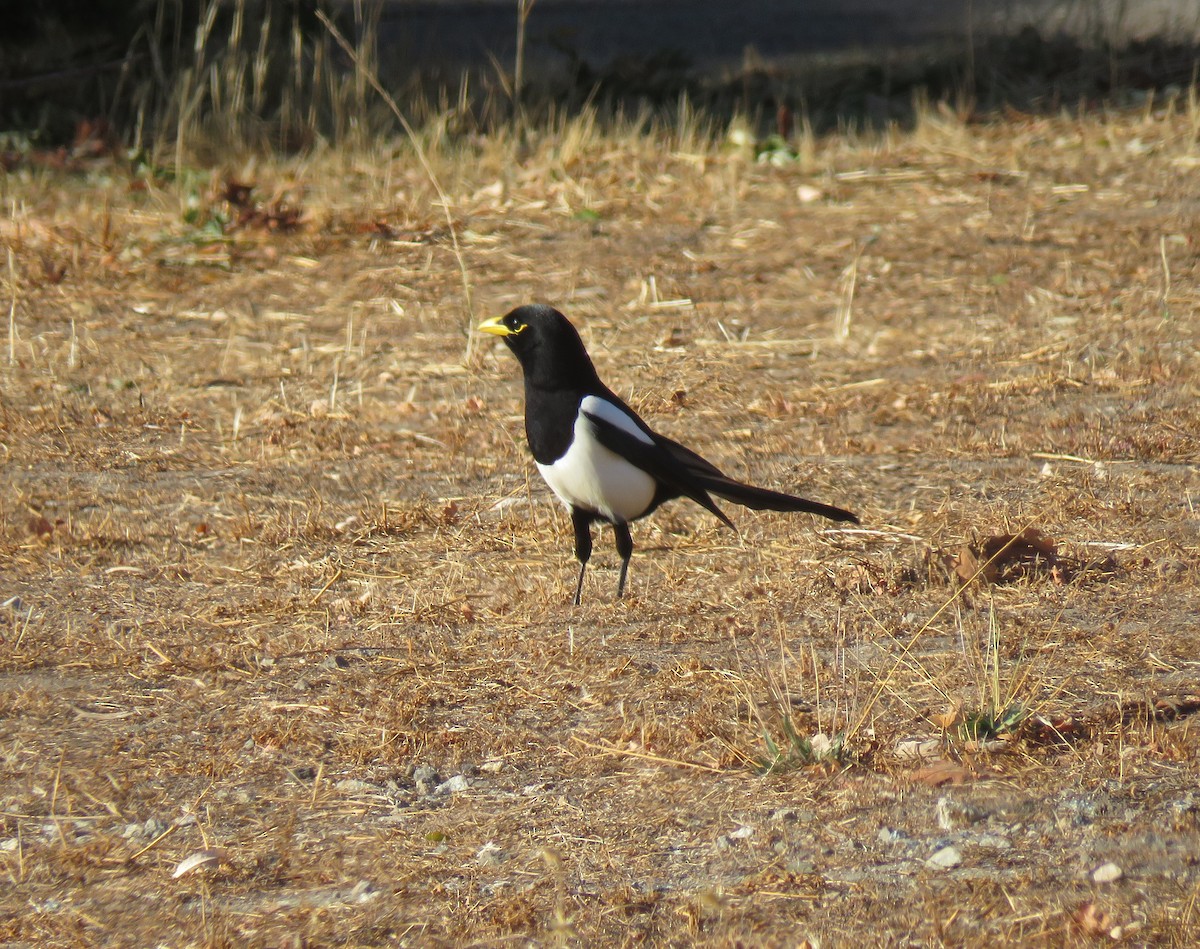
[{"left": 2, "top": 95, "right": 1200, "bottom": 947}]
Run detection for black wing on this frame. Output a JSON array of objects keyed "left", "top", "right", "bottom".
[{"left": 582, "top": 410, "right": 736, "bottom": 529}]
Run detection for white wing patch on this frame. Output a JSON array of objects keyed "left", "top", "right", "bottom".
[
  {"left": 579, "top": 395, "right": 653, "bottom": 445},
  {"left": 536, "top": 396, "right": 656, "bottom": 523}
]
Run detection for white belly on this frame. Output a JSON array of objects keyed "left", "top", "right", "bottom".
[{"left": 536, "top": 398, "right": 656, "bottom": 523}]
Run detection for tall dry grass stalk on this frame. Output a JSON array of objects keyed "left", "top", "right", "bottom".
[
  {"left": 514, "top": 0, "right": 536, "bottom": 135},
  {"left": 6, "top": 247, "right": 16, "bottom": 367},
  {"left": 148, "top": 0, "right": 383, "bottom": 170}
]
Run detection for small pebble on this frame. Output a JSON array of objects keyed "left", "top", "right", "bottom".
[
  {"left": 349, "top": 880, "right": 378, "bottom": 902},
  {"left": 476, "top": 841, "right": 505, "bottom": 866},
  {"left": 335, "top": 779, "right": 375, "bottom": 794},
  {"left": 144, "top": 817, "right": 169, "bottom": 837},
  {"left": 412, "top": 764, "right": 439, "bottom": 784},
  {"left": 770, "top": 807, "right": 815, "bottom": 823}
]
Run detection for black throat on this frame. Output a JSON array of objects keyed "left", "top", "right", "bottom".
[{"left": 523, "top": 380, "right": 587, "bottom": 465}]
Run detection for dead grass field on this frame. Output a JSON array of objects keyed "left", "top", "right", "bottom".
[{"left": 2, "top": 99, "right": 1200, "bottom": 947}]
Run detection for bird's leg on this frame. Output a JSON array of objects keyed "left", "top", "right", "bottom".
[
  {"left": 571, "top": 508, "right": 593, "bottom": 605},
  {"left": 612, "top": 522, "right": 634, "bottom": 599}
]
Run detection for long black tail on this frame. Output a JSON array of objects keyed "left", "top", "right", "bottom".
[
  {"left": 700, "top": 474, "right": 858, "bottom": 523},
  {"left": 659, "top": 435, "right": 858, "bottom": 524}
]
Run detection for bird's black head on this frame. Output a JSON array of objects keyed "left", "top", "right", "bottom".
[{"left": 478, "top": 304, "right": 599, "bottom": 389}]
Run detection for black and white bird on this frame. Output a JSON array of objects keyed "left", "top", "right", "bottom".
[{"left": 479, "top": 304, "right": 858, "bottom": 604}]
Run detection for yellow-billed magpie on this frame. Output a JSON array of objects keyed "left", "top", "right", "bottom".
[{"left": 479, "top": 304, "right": 858, "bottom": 604}]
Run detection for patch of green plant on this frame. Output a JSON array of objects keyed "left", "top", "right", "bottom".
[
  {"left": 129, "top": 148, "right": 175, "bottom": 182},
  {"left": 0, "top": 131, "right": 35, "bottom": 152},
  {"left": 756, "top": 717, "right": 847, "bottom": 775},
  {"left": 754, "top": 133, "right": 799, "bottom": 166},
  {"left": 959, "top": 702, "right": 1027, "bottom": 743},
  {"left": 181, "top": 208, "right": 229, "bottom": 235}
]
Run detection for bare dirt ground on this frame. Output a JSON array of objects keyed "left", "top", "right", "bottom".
[{"left": 2, "top": 101, "right": 1200, "bottom": 946}]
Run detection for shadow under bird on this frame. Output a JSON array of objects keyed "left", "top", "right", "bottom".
[{"left": 479, "top": 304, "right": 859, "bottom": 604}]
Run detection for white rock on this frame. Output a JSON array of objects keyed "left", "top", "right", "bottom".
[
  {"left": 935, "top": 796, "right": 954, "bottom": 831},
  {"left": 895, "top": 738, "right": 941, "bottom": 759},
  {"left": 1092, "top": 861, "right": 1123, "bottom": 883},
  {"left": 437, "top": 774, "right": 470, "bottom": 794},
  {"left": 926, "top": 845, "right": 962, "bottom": 869}
]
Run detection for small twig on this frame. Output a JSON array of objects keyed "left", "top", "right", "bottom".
[
  {"left": 833, "top": 528, "right": 926, "bottom": 542},
  {"left": 309, "top": 761, "right": 325, "bottom": 808},
  {"left": 311, "top": 567, "right": 343, "bottom": 605},
  {"left": 127, "top": 823, "right": 178, "bottom": 862},
  {"left": 1159, "top": 234, "right": 1171, "bottom": 310},
  {"left": 49, "top": 753, "right": 68, "bottom": 847},
  {"left": 1030, "top": 451, "right": 1099, "bottom": 464},
  {"left": 570, "top": 736, "right": 723, "bottom": 773},
  {"left": 834, "top": 254, "right": 858, "bottom": 340}
]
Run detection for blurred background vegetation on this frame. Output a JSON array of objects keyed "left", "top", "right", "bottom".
[{"left": 1, "top": 0, "right": 1199, "bottom": 159}]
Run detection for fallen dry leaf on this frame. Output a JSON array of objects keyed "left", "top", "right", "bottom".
[
  {"left": 912, "top": 759, "right": 977, "bottom": 787},
  {"left": 954, "top": 527, "right": 1055, "bottom": 584},
  {"left": 931, "top": 702, "right": 964, "bottom": 731},
  {"left": 952, "top": 527, "right": 1118, "bottom": 586},
  {"left": 1026, "top": 714, "right": 1087, "bottom": 745},
  {"left": 1153, "top": 694, "right": 1200, "bottom": 721}
]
